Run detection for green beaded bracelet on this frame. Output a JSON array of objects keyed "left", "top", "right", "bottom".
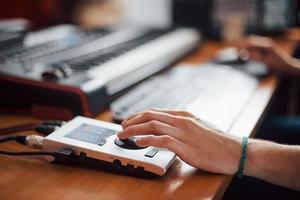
[{"left": 237, "top": 137, "right": 248, "bottom": 178}]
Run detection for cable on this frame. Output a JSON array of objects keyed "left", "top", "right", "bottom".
[
  {"left": 0, "top": 148, "right": 74, "bottom": 157},
  {"left": 0, "top": 135, "right": 57, "bottom": 157},
  {"left": 0, "top": 135, "right": 26, "bottom": 144},
  {"left": 43, "top": 120, "right": 66, "bottom": 127},
  {"left": 0, "top": 136, "right": 18, "bottom": 143},
  {"left": 0, "top": 135, "right": 44, "bottom": 149},
  {"left": 0, "top": 123, "right": 39, "bottom": 134},
  {"left": 0, "top": 120, "right": 68, "bottom": 158},
  {"left": 0, "top": 120, "right": 65, "bottom": 135},
  {"left": 0, "top": 150, "right": 55, "bottom": 156},
  {"left": 34, "top": 125, "right": 58, "bottom": 135}
]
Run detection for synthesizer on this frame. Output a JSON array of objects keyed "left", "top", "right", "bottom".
[{"left": 0, "top": 25, "right": 201, "bottom": 119}]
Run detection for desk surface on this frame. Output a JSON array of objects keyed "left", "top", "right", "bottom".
[{"left": 0, "top": 37, "right": 293, "bottom": 200}]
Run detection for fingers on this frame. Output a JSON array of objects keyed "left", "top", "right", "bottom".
[
  {"left": 242, "top": 36, "right": 272, "bottom": 54},
  {"left": 150, "top": 109, "right": 195, "bottom": 118},
  {"left": 122, "top": 111, "right": 146, "bottom": 123},
  {"left": 248, "top": 50, "right": 266, "bottom": 62},
  {"left": 118, "top": 120, "right": 178, "bottom": 139},
  {"left": 122, "top": 109, "right": 195, "bottom": 125},
  {"left": 244, "top": 36, "right": 274, "bottom": 49},
  {"left": 122, "top": 110, "right": 182, "bottom": 128},
  {"left": 151, "top": 109, "right": 217, "bottom": 130},
  {"left": 239, "top": 36, "right": 276, "bottom": 64},
  {"left": 135, "top": 135, "right": 185, "bottom": 155}
]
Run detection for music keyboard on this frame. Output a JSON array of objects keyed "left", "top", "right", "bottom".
[{"left": 0, "top": 25, "right": 201, "bottom": 119}]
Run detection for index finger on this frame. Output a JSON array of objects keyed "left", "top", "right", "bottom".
[
  {"left": 122, "top": 109, "right": 194, "bottom": 126},
  {"left": 122, "top": 110, "right": 182, "bottom": 128},
  {"left": 118, "top": 120, "right": 178, "bottom": 140},
  {"left": 150, "top": 109, "right": 195, "bottom": 118}
]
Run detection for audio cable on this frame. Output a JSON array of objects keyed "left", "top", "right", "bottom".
[
  {"left": 0, "top": 134, "right": 75, "bottom": 158},
  {"left": 0, "top": 150, "right": 55, "bottom": 156},
  {"left": 0, "top": 120, "right": 66, "bottom": 135},
  {"left": 0, "top": 123, "right": 39, "bottom": 134},
  {"left": 0, "top": 120, "right": 66, "bottom": 157},
  {"left": 0, "top": 134, "right": 50, "bottom": 156}
]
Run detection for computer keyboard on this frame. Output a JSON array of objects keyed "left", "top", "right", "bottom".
[{"left": 111, "top": 63, "right": 258, "bottom": 132}]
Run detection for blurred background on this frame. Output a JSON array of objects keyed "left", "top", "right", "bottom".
[
  {"left": 0, "top": 0, "right": 299, "bottom": 39},
  {"left": 0, "top": 0, "right": 170, "bottom": 28}
]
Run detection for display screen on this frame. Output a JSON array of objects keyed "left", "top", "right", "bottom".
[{"left": 64, "top": 123, "right": 117, "bottom": 146}]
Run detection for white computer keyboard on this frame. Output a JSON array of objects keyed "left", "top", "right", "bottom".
[{"left": 111, "top": 63, "right": 259, "bottom": 132}]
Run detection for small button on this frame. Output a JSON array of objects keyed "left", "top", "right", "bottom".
[
  {"left": 98, "top": 138, "right": 106, "bottom": 146},
  {"left": 145, "top": 149, "right": 158, "bottom": 158}
]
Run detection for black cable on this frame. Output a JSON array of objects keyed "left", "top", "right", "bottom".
[
  {"left": 0, "top": 135, "right": 54, "bottom": 156},
  {"left": 43, "top": 120, "right": 65, "bottom": 127},
  {"left": 0, "top": 136, "right": 17, "bottom": 143},
  {"left": 0, "top": 123, "right": 39, "bottom": 134},
  {"left": 0, "top": 150, "right": 55, "bottom": 156},
  {"left": 0, "top": 120, "right": 66, "bottom": 157},
  {"left": 0, "top": 135, "right": 26, "bottom": 144},
  {"left": 35, "top": 125, "right": 58, "bottom": 135},
  {"left": 0, "top": 120, "right": 65, "bottom": 135}
]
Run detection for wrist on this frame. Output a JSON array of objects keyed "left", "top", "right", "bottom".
[
  {"left": 243, "top": 139, "right": 272, "bottom": 178},
  {"left": 243, "top": 139, "right": 258, "bottom": 177},
  {"left": 225, "top": 135, "right": 243, "bottom": 175}
]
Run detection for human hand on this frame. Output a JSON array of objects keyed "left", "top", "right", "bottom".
[
  {"left": 118, "top": 109, "right": 242, "bottom": 175},
  {"left": 240, "top": 36, "right": 296, "bottom": 74}
]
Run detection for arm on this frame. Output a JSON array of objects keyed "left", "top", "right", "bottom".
[
  {"left": 118, "top": 109, "right": 300, "bottom": 191},
  {"left": 242, "top": 36, "right": 300, "bottom": 76},
  {"left": 246, "top": 139, "right": 300, "bottom": 191}
]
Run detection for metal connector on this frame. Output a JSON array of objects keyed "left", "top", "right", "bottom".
[{"left": 25, "top": 135, "right": 44, "bottom": 149}]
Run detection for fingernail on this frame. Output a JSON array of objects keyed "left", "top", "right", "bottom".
[
  {"left": 134, "top": 137, "right": 141, "bottom": 143},
  {"left": 135, "top": 138, "right": 147, "bottom": 147}
]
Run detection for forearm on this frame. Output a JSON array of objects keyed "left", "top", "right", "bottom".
[{"left": 245, "top": 139, "right": 300, "bottom": 191}]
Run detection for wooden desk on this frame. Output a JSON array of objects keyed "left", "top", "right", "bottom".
[{"left": 0, "top": 40, "right": 279, "bottom": 200}]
